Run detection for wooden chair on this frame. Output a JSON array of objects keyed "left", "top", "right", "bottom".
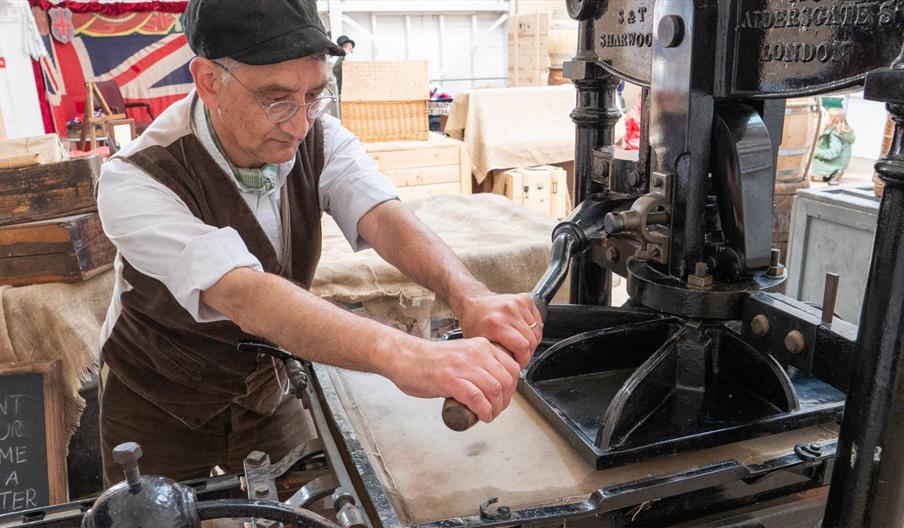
[{"left": 78, "top": 81, "right": 155, "bottom": 151}]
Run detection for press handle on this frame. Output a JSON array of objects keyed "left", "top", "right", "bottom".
[{"left": 441, "top": 295, "right": 548, "bottom": 432}]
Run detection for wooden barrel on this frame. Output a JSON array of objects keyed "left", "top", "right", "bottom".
[
  {"left": 548, "top": 67, "right": 569, "bottom": 85},
  {"left": 548, "top": 10, "right": 578, "bottom": 70},
  {"left": 776, "top": 97, "right": 820, "bottom": 184},
  {"left": 773, "top": 97, "right": 819, "bottom": 263},
  {"left": 875, "top": 115, "right": 895, "bottom": 197}
]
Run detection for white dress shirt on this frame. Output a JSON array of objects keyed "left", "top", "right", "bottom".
[{"left": 97, "top": 91, "right": 398, "bottom": 345}]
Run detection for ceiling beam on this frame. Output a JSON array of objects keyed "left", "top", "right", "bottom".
[{"left": 318, "top": 1, "right": 510, "bottom": 14}]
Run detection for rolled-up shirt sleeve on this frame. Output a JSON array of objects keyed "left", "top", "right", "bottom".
[
  {"left": 318, "top": 115, "right": 399, "bottom": 251},
  {"left": 97, "top": 157, "right": 264, "bottom": 322}
]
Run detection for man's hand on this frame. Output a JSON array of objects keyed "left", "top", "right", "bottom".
[
  {"left": 387, "top": 337, "right": 522, "bottom": 423},
  {"left": 457, "top": 292, "right": 543, "bottom": 369}
]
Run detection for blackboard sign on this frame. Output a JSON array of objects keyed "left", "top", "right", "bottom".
[{"left": 0, "top": 361, "right": 67, "bottom": 513}]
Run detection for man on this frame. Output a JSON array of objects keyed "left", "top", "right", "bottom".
[
  {"left": 96, "top": 0, "right": 542, "bottom": 486},
  {"left": 332, "top": 35, "right": 354, "bottom": 95}
]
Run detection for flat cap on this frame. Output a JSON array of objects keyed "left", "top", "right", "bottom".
[{"left": 184, "top": 0, "right": 345, "bottom": 65}]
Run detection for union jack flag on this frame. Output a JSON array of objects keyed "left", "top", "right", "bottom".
[{"left": 34, "top": 8, "right": 193, "bottom": 134}]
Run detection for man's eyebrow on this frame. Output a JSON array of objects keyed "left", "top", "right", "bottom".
[
  {"left": 308, "top": 81, "right": 328, "bottom": 92},
  {"left": 255, "top": 83, "right": 299, "bottom": 94}
]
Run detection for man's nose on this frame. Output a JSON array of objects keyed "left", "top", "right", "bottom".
[{"left": 279, "top": 107, "right": 309, "bottom": 140}]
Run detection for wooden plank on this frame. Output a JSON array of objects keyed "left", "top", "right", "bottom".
[
  {"left": 0, "top": 157, "right": 102, "bottom": 227},
  {"left": 0, "top": 213, "right": 105, "bottom": 257},
  {"left": 0, "top": 213, "right": 115, "bottom": 287},
  {"left": 459, "top": 139, "right": 472, "bottom": 194},
  {"left": 368, "top": 144, "right": 460, "bottom": 172},
  {"left": 0, "top": 361, "right": 68, "bottom": 512},
  {"left": 381, "top": 165, "right": 461, "bottom": 187},
  {"left": 396, "top": 182, "right": 462, "bottom": 201}
]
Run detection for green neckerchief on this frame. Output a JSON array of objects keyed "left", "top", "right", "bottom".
[{"left": 204, "top": 107, "right": 278, "bottom": 192}]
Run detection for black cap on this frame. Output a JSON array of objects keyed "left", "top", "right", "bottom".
[
  {"left": 337, "top": 35, "right": 355, "bottom": 48},
  {"left": 184, "top": 0, "right": 345, "bottom": 66}
]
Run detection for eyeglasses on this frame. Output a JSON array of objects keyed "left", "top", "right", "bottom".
[{"left": 212, "top": 61, "right": 337, "bottom": 123}]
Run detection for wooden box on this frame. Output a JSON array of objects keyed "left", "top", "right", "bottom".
[
  {"left": 341, "top": 61, "right": 429, "bottom": 142},
  {"left": 508, "top": 13, "right": 550, "bottom": 87},
  {"left": 0, "top": 213, "right": 115, "bottom": 286},
  {"left": 364, "top": 133, "right": 472, "bottom": 200},
  {"left": 0, "top": 156, "right": 102, "bottom": 227},
  {"left": 492, "top": 165, "right": 571, "bottom": 218}
]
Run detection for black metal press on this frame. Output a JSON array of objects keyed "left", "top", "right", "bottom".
[{"left": 519, "top": 4, "right": 904, "bottom": 517}]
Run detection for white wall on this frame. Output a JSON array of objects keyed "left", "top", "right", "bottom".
[
  {"left": 845, "top": 92, "right": 889, "bottom": 160},
  {"left": 322, "top": 1, "right": 512, "bottom": 95},
  {"left": 0, "top": 1, "right": 44, "bottom": 139}
]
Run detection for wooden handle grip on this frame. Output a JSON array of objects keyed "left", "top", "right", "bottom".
[
  {"left": 440, "top": 294, "right": 548, "bottom": 432},
  {"left": 442, "top": 397, "right": 479, "bottom": 431}
]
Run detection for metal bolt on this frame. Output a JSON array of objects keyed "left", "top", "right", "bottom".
[
  {"left": 245, "top": 450, "right": 268, "bottom": 468},
  {"left": 332, "top": 487, "right": 356, "bottom": 510},
  {"left": 766, "top": 248, "right": 785, "bottom": 277},
  {"left": 498, "top": 506, "right": 511, "bottom": 516},
  {"left": 785, "top": 330, "right": 806, "bottom": 354},
  {"left": 627, "top": 170, "right": 640, "bottom": 187},
  {"left": 253, "top": 483, "right": 269, "bottom": 498},
  {"left": 112, "top": 442, "right": 142, "bottom": 487},
  {"left": 809, "top": 443, "right": 822, "bottom": 453},
  {"left": 694, "top": 261, "right": 708, "bottom": 278},
  {"left": 751, "top": 314, "right": 770, "bottom": 337},
  {"left": 770, "top": 248, "right": 781, "bottom": 267},
  {"left": 658, "top": 15, "right": 685, "bottom": 48},
  {"left": 606, "top": 246, "right": 619, "bottom": 264}
]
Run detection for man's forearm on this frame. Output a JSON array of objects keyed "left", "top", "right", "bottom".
[
  {"left": 202, "top": 267, "right": 414, "bottom": 377},
  {"left": 358, "top": 200, "right": 490, "bottom": 314}
]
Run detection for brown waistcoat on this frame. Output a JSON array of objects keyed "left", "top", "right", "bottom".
[{"left": 101, "top": 121, "right": 324, "bottom": 429}]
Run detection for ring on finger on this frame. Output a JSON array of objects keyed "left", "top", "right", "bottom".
[{"left": 528, "top": 321, "right": 539, "bottom": 329}]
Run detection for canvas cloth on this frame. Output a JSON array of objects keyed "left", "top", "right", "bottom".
[
  {"left": 325, "top": 366, "right": 839, "bottom": 524},
  {"left": 0, "top": 271, "right": 115, "bottom": 449},
  {"left": 444, "top": 85, "right": 577, "bottom": 183},
  {"left": 0, "top": 194, "right": 558, "bottom": 444}
]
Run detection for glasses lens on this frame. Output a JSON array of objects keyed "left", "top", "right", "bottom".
[
  {"left": 267, "top": 101, "right": 300, "bottom": 123},
  {"left": 306, "top": 97, "right": 335, "bottom": 120}
]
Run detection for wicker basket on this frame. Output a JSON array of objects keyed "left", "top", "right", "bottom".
[{"left": 341, "top": 100, "right": 429, "bottom": 142}]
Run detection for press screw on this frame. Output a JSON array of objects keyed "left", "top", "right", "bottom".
[
  {"left": 659, "top": 15, "right": 685, "bottom": 48},
  {"left": 112, "top": 442, "right": 143, "bottom": 488},
  {"left": 606, "top": 246, "right": 619, "bottom": 263},
  {"left": 751, "top": 314, "right": 770, "bottom": 336},
  {"left": 785, "top": 330, "right": 806, "bottom": 354}
]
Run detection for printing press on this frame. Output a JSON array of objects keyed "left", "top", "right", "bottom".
[{"left": 3, "top": 0, "right": 904, "bottom": 526}]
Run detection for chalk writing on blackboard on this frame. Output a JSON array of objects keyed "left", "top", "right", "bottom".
[{"left": 0, "top": 375, "right": 49, "bottom": 513}]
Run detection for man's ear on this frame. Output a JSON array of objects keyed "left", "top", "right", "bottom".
[{"left": 190, "top": 58, "right": 221, "bottom": 111}]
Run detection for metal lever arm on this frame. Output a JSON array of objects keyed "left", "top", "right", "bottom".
[{"left": 442, "top": 196, "right": 614, "bottom": 431}]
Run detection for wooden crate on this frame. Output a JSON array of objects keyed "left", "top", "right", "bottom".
[
  {"left": 364, "top": 133, "right": 471, "bottom": 200},
  {"left": 0, "top": 213, "right": 115, "bottom": 286},
  {"left": 508, "top": 13, "right": 550, "bottom": 87},
  {"left": 492, "top": 165, "right": 571, "bottom": 218},
  {"left": 0, "top": 156, "right": 102, "bottom": 227},
  {"left": 341, "top": 61, "right": 429, "bottom": 142}
]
